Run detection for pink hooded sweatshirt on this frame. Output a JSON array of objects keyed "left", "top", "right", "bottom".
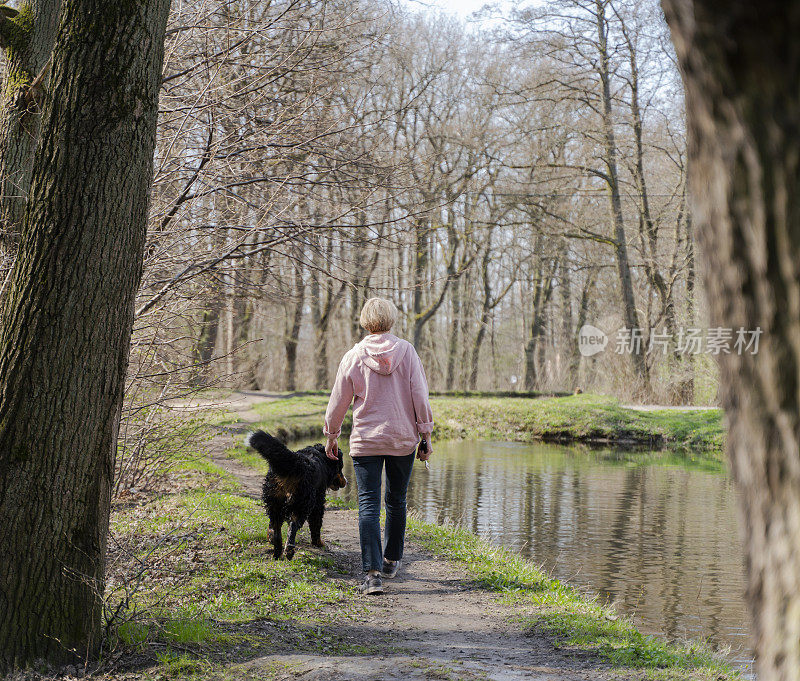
[{"left": 323, "top": 333, "right": 434, "bottom": 457}]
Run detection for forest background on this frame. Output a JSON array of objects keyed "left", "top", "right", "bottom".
[{"left": 0, "top": 0, "right": 709, "bottom": 486}]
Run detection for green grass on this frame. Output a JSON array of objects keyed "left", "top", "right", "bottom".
[
  {"left": 117, "top": 620, "right": 150, "bottom": 646},
  {"left": 405, "top": 517, "right": 739, "bottom": 680},
  {"left": 110, "top": 489, "right": 359, "bottom": 626},
  {"left": 431, "top": 393, "right": 724, "bottom": 452},
  {"left": 237, "top": 393, "right": 725, "bottom": 456},
  {"left": 249, "top": 395, "right": 345, "bottom": 442},
  {"left": 161, "top": 611, "right": 214, "bottom": 644},
  {"left": 106, "top": 456, "right": 366, "bottom": 676},
  {"left": 155, "top": 650, "right": 209, "bottom": 678},
  {"left": 225, "top": 441, "right": 271, "bottom": 475}
]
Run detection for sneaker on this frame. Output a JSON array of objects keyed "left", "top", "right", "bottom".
[
  {"left": 359, "top": 573, "right": 384, "bottom": 595},
  {"left": 382, "top": 558, "right": 401, "bottom": 579}
]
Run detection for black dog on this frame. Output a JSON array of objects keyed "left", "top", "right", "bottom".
[{"left": 245, "top": 430, "right": 347, "bottom": 559}]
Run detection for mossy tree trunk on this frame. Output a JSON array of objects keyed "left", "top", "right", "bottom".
[
  {"left": 662, "top": 0, "right": 800, "bottom": 678},
  {"left": 0, "top": 0, "right": 170, "bottom": 670},
  {"left": 0, "top": 0, "right": 61, "bottom": 255}
]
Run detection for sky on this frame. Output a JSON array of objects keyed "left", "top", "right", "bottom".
[
  {"left": 408, "top": 0, "right": 487, "bottom": 14},
  {"left": 402, "top": 0, "right": 498, "bottom": 20},
  {"left": 401, "top": 0, "right": 534, "bottom": 25}
]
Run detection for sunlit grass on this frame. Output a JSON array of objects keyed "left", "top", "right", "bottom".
[
  {"left": 249, "top": 396, "right": 339, "bottom": 442},
  {"left": 106, "top": 468, "right": 365, "bottom": 678},
  {"left": 111, "top": 488, "right": 360, "bottom": 624},
  {"left": 154, "top": 650, "right": 209, "bottom": 678},
  {"left": 226, "top": 441, "right": 271, "bottom": 475},
  {"left": 432, "top": 393, "right": 725, "bottom": 454},
  {"left": 227, "top": 393, "right": 725, "bottom": 456}
]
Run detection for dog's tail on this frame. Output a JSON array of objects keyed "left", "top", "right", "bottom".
[{"left": 245, "top": 430, "right": 298, "bottom": 476}]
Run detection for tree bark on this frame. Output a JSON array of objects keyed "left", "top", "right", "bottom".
[
  {"left": 469, "top": 230, "right": 513, "bottom": 391},
  {"left": 0, "top": 0, "right": 61, "bottom": 255},
  {"left": 311, "top": 239, "right": 347, "bottom": 390},
  {"left": 0, "top": 0, "right": 170, "bottom": 669},
  {"left": 662, "top": 1, "right": 800, "bottom": 678},
  {"left": 672, "top": 181, "right": 695, "bottom": 403},
  {"left": 469, "top": 309, "right": 490, "bottom": 391}
]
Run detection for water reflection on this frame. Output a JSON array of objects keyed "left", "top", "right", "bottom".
[{"left": 326, "top": 440, "right": 751, "bottom": 665}]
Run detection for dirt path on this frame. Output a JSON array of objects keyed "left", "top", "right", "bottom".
[
  {"left": 206, "top": 412, "right": 614, "bottom": 681},
  {"left": 168, "top": 389, "right": 284, "bottom": 424}
]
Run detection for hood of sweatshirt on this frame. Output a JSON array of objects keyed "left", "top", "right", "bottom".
[{"left": 356, "top": 333, "right": 409, "bottom": 375}]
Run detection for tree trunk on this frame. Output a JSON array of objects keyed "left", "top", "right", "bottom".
[
  {"left": 469, "top": 317, "right": 488, "bottom": 391},
  {"left": 594, "top": 0, "right": 648, "bottom": 390},
  {"left": 310, "top": 269, "right": 323, "bottom": 388},
  {"left": 445, "top": 281, "right": 461, "bottom": 391},
  {"left": 284, "top": 262, "right": 304, "bottom": 392},
  {"left": 0, "top": 0, "right": 61, "bottom": 255},
  {"left": 0, "top": 0, "right": 170, "bottom": 669},
  {"left": 662, "top": 1, "right": 800, "bottom": 678},
  {"left": 524, "top": 272, "right": 552, "bottom": 392},
  {"left": 193, "top": 303, "right": 220, "bottom": 385},
  {"left": 225, "top": 250, "right": 236, "bottom": 380},
  {"left": 673, "top": 182, "right": 695, "bottom": 403},
  {"left": 412, "top": 218, "right": 429, "bottom": 348},
  {"left": 469, "top": 244, "right": 493, "bottom": 391},
  {"left": 311, "top": 239, "right": 347, "bottom": 390},
  {"left": 315, "top": 331, "right": 329, "bottom": 390},
  {"left": 559, "top": 244, "right": 573, "bottom": 381},
  {"left": 682, "top": 208, "right": 696, "bottom": 400},
  {"left": 567, "top": 270, "right": 597, "bottom": 388}
]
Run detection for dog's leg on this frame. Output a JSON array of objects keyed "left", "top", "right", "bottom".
[
  {"left": 309, "top": 508, "right": 325, "bottom": 548},
  {"left": 284, "top": 520, "right": 300, "bottom": 560},
  {"left": 269, "top": 511, "right": 283, "bottom": 560}
]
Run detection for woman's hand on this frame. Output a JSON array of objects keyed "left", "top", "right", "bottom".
[
  {"left": 325, "top": 438, "right": 339, "bottom": 460},
  {"left": 417, "top": 439, "right": 432, "bottom": 461}
]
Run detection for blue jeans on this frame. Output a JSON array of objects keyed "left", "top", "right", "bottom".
[{"left": 351, "top": 452, "right": 415, "bottom": 573}]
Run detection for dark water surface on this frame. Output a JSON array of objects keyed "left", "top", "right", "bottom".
[{"left": 326, "top": 440, "right": 752, "bottom": 669}]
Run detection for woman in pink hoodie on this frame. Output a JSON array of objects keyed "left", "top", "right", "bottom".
[{"left": 323, "top": 297, "right": 434, "bottom": 595}]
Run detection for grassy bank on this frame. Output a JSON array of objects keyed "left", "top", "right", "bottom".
[
  {"left": 103, "top": 458, "right": 368, "bottom": 679},
  {"left": 237, "top": 392, "right": 725, "bottom": 454}
]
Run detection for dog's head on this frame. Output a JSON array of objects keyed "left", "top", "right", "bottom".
[{"left": 313, "top": 443, "right": 347, "bottom": 491}]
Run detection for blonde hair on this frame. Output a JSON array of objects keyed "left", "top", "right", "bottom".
[{"left": 360, "top": 297, "right": 398, "bottom": 334}]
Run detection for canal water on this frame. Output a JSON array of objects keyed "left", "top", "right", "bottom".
[{"left": 329, "top": 439, "right": 752, "bottom": 668}]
